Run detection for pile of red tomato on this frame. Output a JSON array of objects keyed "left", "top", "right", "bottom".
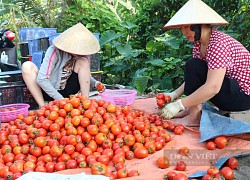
[
  {"left": 206, "top": 136, "right": 228, "bottom": 150},
  {"left": 0, "top": 94, "right": 173, "bottom": 179},
  {"left": 201, "top": 157, "right": 238, "bottom": 180},
  {"left": 0, "top": 107, "right": 17, "bottom": 112},
  {"left": 156, "top": 93, "right": 171, "bottom": 108}
]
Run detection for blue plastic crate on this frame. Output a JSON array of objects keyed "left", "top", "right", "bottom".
[
  {"left": 44, "top": 28, "right": 57, "bottom": 37},
  {"left": 49, "top": 33, "right": 61, "bottom": 46},
  {"left": 19, "top": 28, "right": 57, "bottom": 42},
  {"left": 35, "top": 28, "right": 46, "bottom": 39},
  {"left": 32, "top": 51, "right": 44, "bottom": 69},
  {"left": 19, "top": 28, "right": 37, "bottom": 42},
  {"left": 28, "top": 39, "right": 38, "bottom": 56},
  {"left": 93, "top": 33, "right": 100, "bottom": 41}
]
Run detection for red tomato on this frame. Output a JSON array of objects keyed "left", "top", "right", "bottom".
[
  {"left": 55, "top": 162, "right": 66, "bottom": 171},
  {"left": 173, "top": 173, "right": 188, "bottom": 180},
  {"left": 48, "top": 111, "right": 59, "bottom": 121},
  {"left": 70, "top": 97, "right": 80, "bottom": 108},
  {"left": 220, "top": 167, "right": 234, "bottom": 180},
  {"left": 49, "top": 146, "right": 62, "bottom": 157},
  {"left": 66, "top": 159, "right": 77, "bottom": 169},
  {"left": 226, "top": 157, "right": 238, "bottom": 170},
  {"left": 64, "top": 144, "right": 75, "bottom": 155},
  {"left": 34, "top": 137, "right": 47, "bottom": 148},
  {"left": 157, "top": 156, "right": 170, "bottom": 169},
  {"left": 156, "top": 93, "right": 165, "bottom": 100},
  {"left": 125, "top": 151, "right": 134, "bottom": 160},
  {"left": 117, "top": 168, "right": 128, "bottom": 179},
  {"left": 176, "top": 161, "right": 186, "bottom": 171},
  {"left": 214, "top": 136, "right": 228, "bottom": 149},
  {"left": 45, "top": 162, "right": 55, "bottom": 172},
  {"left": 164, "top": 171, "right": 177, "bottom": 180},
  {"left": 128, "top": 170, "right": 139, "bottom": 177},
  {"left": 134, "top": 147, "right": 148, "bottom": 159},
  {"left": 106, "top": 104, "right": 117, "bottom": 113},
  {"left": 104, "top": 172, "right": 117, "bottom": 180},
  {"left": 157, "top": 99, "right": 165, "bottom": 108},
  {"left": 165, "top": 95, "right": 171, "bottom": 103},
  {"left": 207, "top": 166, "right": 219, "bottom": 176},
  {"left": 97, "top": 83, "right": 105, "bottom": 92},
  {"left": 174, "top": 126, "right": 183, "bottom": 135},
  {"left": 124, "top": 135, "right": 135, "bottom": 147},
  {"left": 91, "top": 162, "right": 108, "bottom": 175},
  {"left": 178, "top": 147, "right": 189, "bottom": 156},
  {"left": 206, "top": 141, "right": 216, "bottom": 150},
  {"left": 9, "top": 161, "right": 24, "bottom": 173}
]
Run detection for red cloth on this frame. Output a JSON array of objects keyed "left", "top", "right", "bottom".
[{"left": 193, "top": 29, "right": 250, "bottom": 95}]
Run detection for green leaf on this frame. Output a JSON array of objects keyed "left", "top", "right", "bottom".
[
  {"left": 121, "top": 21, "right": 137, "bottom": 29},
  {"left": 116, "top": 43, "right": 133, "bottom": 57},
  {"left": 133, "top": 76, "right": 150, "bottom": 94},
  {"left": 145, "top": 59, "right": 166, "bottom": 67},
  {"left": 134, "top": 68, "right": 148, "bottom": 77},
  {"left": 152, "top": 76, "right": 173, "bottom": 90},
  {"left": 99, "top": 30, "right": 121, "bottom": 47}
]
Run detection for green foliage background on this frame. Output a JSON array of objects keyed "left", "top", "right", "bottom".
[{"left": 1, "top": 0, "right": 249, "bottom": 94}]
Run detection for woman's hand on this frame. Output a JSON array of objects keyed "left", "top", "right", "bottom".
[
  {"left": 164, "top": 91, "right": 179, "bottom": 103},
  {"left": 95, "top": 81, "right": 106, "bottom": 92},
  {"left": 161, "top": 99, "right": 185, "bottom": 119}
]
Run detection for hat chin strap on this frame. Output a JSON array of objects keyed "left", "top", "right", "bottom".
[{"left": 190, "top": 25, "right": 201, "bottom": 41}]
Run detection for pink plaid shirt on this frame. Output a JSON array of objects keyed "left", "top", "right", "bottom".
[{"left": 193, "top": 29, "right": 250, "bottom": 95}]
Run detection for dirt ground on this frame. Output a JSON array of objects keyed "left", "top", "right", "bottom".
[{"left": 233, "top": 155, "right": 250, "bottom": 180}]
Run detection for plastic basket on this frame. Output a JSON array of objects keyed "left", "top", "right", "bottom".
[
  {"left": 0, "top": 103, "right": 30, "bottom": 123},
  {"left": 100, "top": 89, "right": 137, "bottom": 106}
]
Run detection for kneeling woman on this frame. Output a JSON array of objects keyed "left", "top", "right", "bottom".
[
  {"left": 161, "top": 0, "right": 250, "bottom": 124},
  {"left": 22, "top": 23, "right": 103, "bottom": 107}
]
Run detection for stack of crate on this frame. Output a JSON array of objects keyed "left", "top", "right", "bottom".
[
  {"left": 18, "top": 27, "right": 58, "bottom": 68},
  {"left": 0, "top": 70, "right": 39, "bottom": 109}
]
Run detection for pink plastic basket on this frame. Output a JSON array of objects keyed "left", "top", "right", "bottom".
[
  {"left": 100, "top": 89, "right": 137, "bottom": 106},
  {"left": 0, "top": 104, "right": 30, "bottom": 123}
]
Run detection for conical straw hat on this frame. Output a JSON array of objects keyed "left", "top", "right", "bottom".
[
  {"left": 164, "top": 0, "right": 229, "bottom": 29},
  {"left": 53, "top": 23, "right": 100, "bottom": 55}
]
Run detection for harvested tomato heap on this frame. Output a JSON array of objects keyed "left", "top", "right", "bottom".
[{"left": 0, "top": 94, "right": 174, "bottom": 179}]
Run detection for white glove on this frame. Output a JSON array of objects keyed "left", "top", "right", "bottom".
[
  {"left": 164, "top": 91, "right": 179, "bottom": 102},
  {"left": 161, "top": 99, "right": 185, "bottom": 119}
]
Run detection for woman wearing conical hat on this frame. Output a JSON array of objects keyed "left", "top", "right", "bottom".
[
  {"left": 22, "top": 23, "right": 105, "bottom": 107},
  {"left": 161, "top": 0, "right": 250, "bottom": 124}
]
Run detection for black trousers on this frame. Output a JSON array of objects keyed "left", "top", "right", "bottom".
[
  {"left": 184, "top": 58, "right": 250, "bottom": 111},
  {"left": 42, "top": 71, "right": 80, "bottom": 101}
]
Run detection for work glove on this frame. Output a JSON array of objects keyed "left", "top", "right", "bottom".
[
  {"left": 161, "top": 99, "right": 185, "bottom": 119},
  {"left": 95, "top": 81, "right": 106, "bottom": 93},
  {"left": 164, "top": 91, "right": 179, "bottom": 103}
]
